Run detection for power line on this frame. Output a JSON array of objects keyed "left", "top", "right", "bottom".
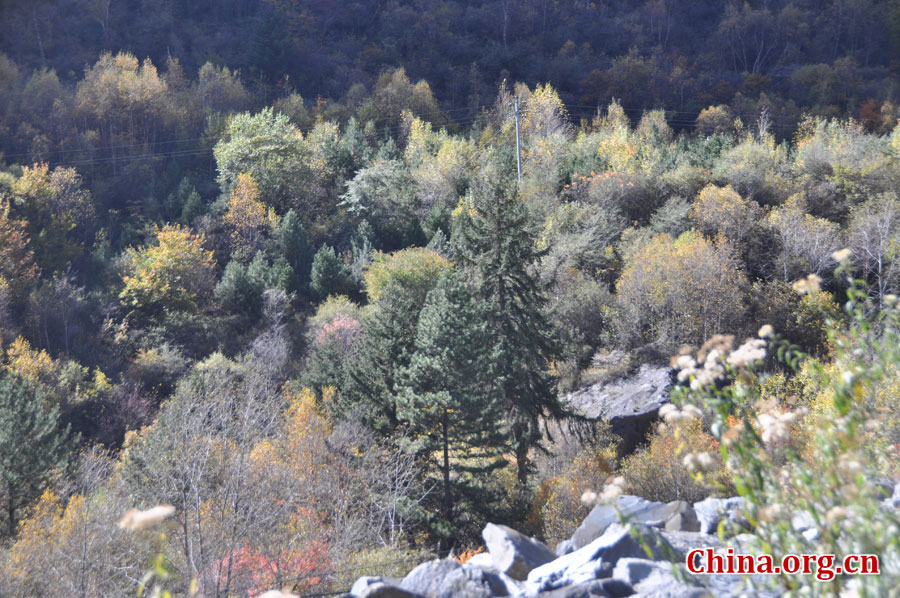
[{"left": 0, "top": 135, "right": 222, "bottom": 161}]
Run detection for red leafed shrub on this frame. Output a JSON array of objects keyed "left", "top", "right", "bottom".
[
  {"left": 315, "top": 314, "right": 361, "bottom": 349},
  {"left": 215, "top": 541, "right": 331, "bottom": 597}
]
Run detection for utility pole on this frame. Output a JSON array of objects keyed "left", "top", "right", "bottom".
[{"left": 514, "top": 96, "right": 522, "bottom": 181}]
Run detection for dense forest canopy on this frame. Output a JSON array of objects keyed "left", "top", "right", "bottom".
[
  {"left": 2, "top": 1, "right": 900, "bottom": 596},
  {"left": 3, "top": 0, "right": 900, "bottom": 120}
]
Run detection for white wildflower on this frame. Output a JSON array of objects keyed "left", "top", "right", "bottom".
[
  {"left": 118, "top": 505, "right": 176, "bottom": 531},
  {"left": 659, "top": 403, "right": 681, "bottom": 422},
  {"left": 683, "top": 451, "right": 716, "bottom": 472},
  {"left": 760, "top": 503, "right": 785, "bottom": 522},
  {"left": 885, "top": 294, "right": 898, "bottom": 307},
  {"left": 831, "top": 248, "right": 852, "bottom": 263},
  {"left": 757, "top": 410, "right": 799, "bottom": 445},
  {"left": 580, "top": 490, "right": 598, "bottom": 506},
  {"left": 599, "top": 476, "right": 626, "bottom": 502},
  {"left": 659, "top": 403, "right": 703, "bottom": 423},
  {"left": 681, "top": 404, "right": 703, "bottom": 420},
  {"left": 705, "top": 349, "right": 723, "bottom": 367},
  {"left": 692, "top": 363, "right": 725, "bottom": 390},
  {"left": 838, "top": 454, "right": 863, "bottom": 474},
  {"left": 727, "top": 339, "right": 767, "bottom": 368},
  {"left": 675, "top": 354, "right": 697, "bottom": 370},
  {"left": 758, "top": 324, "right": 774, "bottom": 339},
  {"left": 677, "top": 367, "right": 697, "bottom": 382},
  {"left": 792, "top": 274, "right": 822, "bottom": 295}
]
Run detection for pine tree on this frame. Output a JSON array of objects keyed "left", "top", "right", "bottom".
[
  {"left": 0, "top": 373, "right": 73, "bottom": 537},
  {"left": 309, "top": 246, "right": 351, "bottom": 300},
  {"left": 451, "top": 152, "right": 565, "bottom": 485},
  {"left": 398, "top": 271, "right": 506, "bottom": 541},
  {"left": 340, "top": 285, "right": 419, "bottom": 432},
  {"left": 215, "top": 259, "right": 262, "bottom": 316},
  {"left": 279, "top": 210, "right": 312, "bottom": 296}
]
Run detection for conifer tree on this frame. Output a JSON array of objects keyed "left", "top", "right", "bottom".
[
  {"left": 451, "top": 152, "right": 565, "bottom": 485},
  {"left": 309, "top": 246, "right": 351, "bottom": 300},
  {"left": 340, "top": 284, "right": 418, "bottom": 432},
  {"left": 398, "top": 271, "right": 506, "bottom": 537},
  {"left": 0, "top": 373, "right": 73, "bottom": 537},
  {"left": 215, "top": 259, "right": 262, "bottom": 316},
  {"left": 279, "top": 209, "right": 312, "bottom": 295}
]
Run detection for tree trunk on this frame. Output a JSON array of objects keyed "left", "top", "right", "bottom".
[
  {"left": 513, "top": 422, "right": 529, "bottom": 485},
  {"left": 442, "top": 409, "right": 451, "bottom": 522},
  {"left": 7, "top": 483, "right": 15, "bottom": 537}
]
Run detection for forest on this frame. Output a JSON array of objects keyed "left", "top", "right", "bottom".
[{"left": 2, "top": 1, "right": 900, "bottom": 597}]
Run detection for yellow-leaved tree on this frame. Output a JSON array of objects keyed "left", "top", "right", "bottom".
[
  {"left": 616, "top": 231, "right": 747, "bottom": 351},
  {"left": 120, "top": 224, "right": 216, "bottom": 314},
  {"left": 223, "top": 172, "right": 268, "bottom": 260}
]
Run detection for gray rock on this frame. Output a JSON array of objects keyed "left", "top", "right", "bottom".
[
  {"left": 562, "top": 365, "right": 672, "bottom": 454},
  {"left": 456, "top": 565, "right": 515, "bottom": 597},
  {"left": 461, "top": 561, "right": 524, "bottom": 596},
  {"left": 464, "top": 552, "right": 497, "bottom": 570},
  {"left": 633, "top": 585, "right": 706, "bottom": 598},
  {"left": 692, "top": 497, "right": 745, "bottom": 535},
  {"left": 357, "top": 582, "right": 424, "bottom": 598},
  {"left": 533, "top": 579, "right": 633, "bottom": 597},
  {"left": 791, "top": 510, "right": 821, "bottom": 541},
  {"left": 802, "top": 528, "right": 820, "bottom": 542},
  {"left": 351, "top": 576, "right": 385, "bottom": 596},
  {"left": 659, "top": 530, "right": 721, "bottom": 559},
  {"left": 659, "top": 501, "right": 700, "bottom": 532},
  {"left": 482, "top": 523, "right": 558, "bottom": 580},
  {"left": 556, "top": 539, "right": 576, "bottom": 556},
  {"left": 400, "top": 560, "right": 461, "bottom": 597},
  {"left": 526, "top": 523, "right": 675, "bottom": 592},
  {"left": 400, "top": 558, "right": 512, "bottom": 598},
  {"left": 791, "top": 510, "right": 816, "bottom": 532},
  {"left": 572, "top": 496, "right": 684, "bottom": 548},
  {"left": 613, "top": 559, "right": 706, "bottom": 598},
  {"left": 596, "top": 578, "right": 636, "bottom": 598},
  {"left": 612, "top": 558, "right": 674, "bottom": 586}
]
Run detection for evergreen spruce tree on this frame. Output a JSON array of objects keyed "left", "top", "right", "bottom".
[
  {"left": 0, "top": 373, "right": 73, "bottom": 537},
  {"left": 451, "top": 152, "right": 565, "bottom": 485},
  {"left": 309, "top": 245, "right": 351, "bottom": 300},
  {"left": 398, "top": 271, "right": 506, "bottom": 542},
  {"left": 279, "top": 210, "right": 312, "bottom": 296},
  {"left": 216, "top": 259, "right": 262, "bottom": 316},
  {"left": 340, "top": 284, "right": 419, "bottom": 432}
]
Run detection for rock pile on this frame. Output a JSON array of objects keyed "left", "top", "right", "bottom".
[
  {"left": 562, "top": 365, "right": 672, "bottom": 454},
  {"left": 345, "top": 495, "right": 766, "bottom": 598}
]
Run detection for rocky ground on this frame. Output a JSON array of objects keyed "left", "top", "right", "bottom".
[{"left": 345, "top": 495, "right": 776, "bottom": 598}]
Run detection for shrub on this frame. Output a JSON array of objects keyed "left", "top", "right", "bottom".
[
  {"left": 540, "top": 443, "right": 616, "bottom": 544},
  {"left": 695, "top": 105, "right": 734, "bottom": 136},
  {"left": 665, "top": 261, "right": 900, "bottom": 595},
  {"left": 362, "top": 247, "right": 452, "bottom": 304},
  {"left": 215, "top": 259, "right": 262, "bottom": 315},
  {"left": 621, "top": 418, "right": 730, "bottom": 504}
]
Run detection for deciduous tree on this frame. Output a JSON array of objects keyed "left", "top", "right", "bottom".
[{"left": 120, "top": 224, "right": 216, "bottom": 315}]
